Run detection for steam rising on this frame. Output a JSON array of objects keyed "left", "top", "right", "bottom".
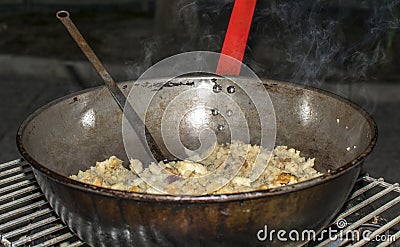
[
  {"left": 127, "top": 0, "right": 399, "bottom": 87},
  {"left": 126, "top": 39, "right": 159, "bottom": 79},
  {"left": 247, "top": 0, "right": 400, "bottom": 85}
]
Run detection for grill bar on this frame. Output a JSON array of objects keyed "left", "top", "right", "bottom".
[
  {"left": 0, "top": 166, "right": 30, "bottom": 178},
  {"left": 0, "top": 192, "right": 42, "bottom": 211},
  {"left": 347, "top": 179, "right": 380, "bottom": 200},
  {"left": 338, "top": 183, "right": 399, "bottom": 219},
  {"left": 0, "top": 208, "right": 52, "bottom": 232},
  {"left": 0, "top": 159, "right": 23, "bottom": 170},
  {"left": 2, "top": 216, "right": 58, "bottom": 239},
  {"left": 375, "top": 230, "right": 400, "bottom": 247},
  {"left": 65, "top": 241, "right": 86, "bottom": 247},
  {"left": 0, "top": 173, "right": 34, "bottom": 186},
  {"left": 0, "top": 200, "right": 47, "bottom": 221},
  {"left": 0, "top": 180, "right": 36, "bottom": 195},
  {"left": 31, "top": 232, "right": 78, "bottom": 247},
  {"left": 351, "top": 215, "right": 400, "bottom": 247},
  {"left": 0, "top": 159, "right": 398, "bottom": 247},
  {"left": 0, "top": 185, "right": 39, "bottom": 201},
  {"left": 363, "top": 176, "right": 400, "bottom": 193},
  {"left": 11, "top": 224, "right": 66, "bottom": 246}
]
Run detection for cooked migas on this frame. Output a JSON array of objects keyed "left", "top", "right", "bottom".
[{"left": 70, "top": 141, "right": 322, "bottom": 195}]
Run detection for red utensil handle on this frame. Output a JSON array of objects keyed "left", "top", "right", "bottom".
[{"left": 216, "top": 0, "right": 257, "bottom": 76}]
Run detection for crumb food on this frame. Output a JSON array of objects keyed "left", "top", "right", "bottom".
[{"left": 70, "top": 141, "right": 322, "bottom": 195}]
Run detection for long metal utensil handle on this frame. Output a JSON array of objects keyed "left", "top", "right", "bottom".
[
  {"left": 56, "top": 10, "right": 164, "bottom": 161},
  {"left": 56, "top": 10, "right": 125, "bottom": 109}
]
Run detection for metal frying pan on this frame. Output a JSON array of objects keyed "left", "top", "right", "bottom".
[{"left": 17, "top": 76, "right": 377, "bottom": 246}]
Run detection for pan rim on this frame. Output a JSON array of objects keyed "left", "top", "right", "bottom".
[{"left": 16, "top": 77, "right": 378, "bottom": 203}]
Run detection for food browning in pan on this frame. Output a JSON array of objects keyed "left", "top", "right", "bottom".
[{"left": 70, "top": 141, "right": 321, "bottom": 194}]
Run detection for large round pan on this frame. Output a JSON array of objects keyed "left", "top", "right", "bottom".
[{"left": 17, "top": 77, "right": 377, "bottom": 247}]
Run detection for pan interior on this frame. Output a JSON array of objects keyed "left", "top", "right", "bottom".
[{"left": 18, "top": 78, "right": 375, "bottom": 179}]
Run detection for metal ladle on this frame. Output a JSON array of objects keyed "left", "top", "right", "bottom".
[{"left": 56, "top": 10, "right": 165, "bottom": 162}]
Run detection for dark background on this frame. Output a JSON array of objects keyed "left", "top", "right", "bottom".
[{"left": 0, "top": 0, "right": 399, "bottom": 182}]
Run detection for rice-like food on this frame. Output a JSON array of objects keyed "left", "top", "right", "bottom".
[{"left": 70, "top": 141, "right": 322, "bottom": 195}]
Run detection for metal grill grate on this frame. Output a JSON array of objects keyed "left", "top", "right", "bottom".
[
  {"left": 310, "top": 177, "right": 399, "bottom": 246},
  {"left": 0, "top": 159, "right": 398, "bottom": 247},
  {"left": 0, "top": 159, "right": 85, "bottom": 247}
]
